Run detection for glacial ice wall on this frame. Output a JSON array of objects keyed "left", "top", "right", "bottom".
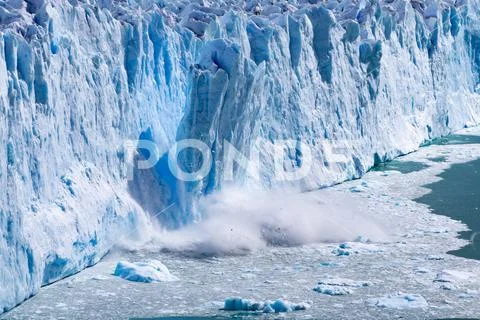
[{"left": 1, "top": 0, "right": 480, "bottom": 312}]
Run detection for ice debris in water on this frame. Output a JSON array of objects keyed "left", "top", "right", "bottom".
[
  {"left": 332, "top": 243, "right": 353, "bottom": 256},
  {"left": 223, "top": 297, "right": 310, "bottom": 313},
  {"left": 314, "top": 285, "right": 354, "bottom": 296},
  {"left": 433, "top": 270, "right": 473, "bottom": 283},
  {"left": 319, "top": 261, "right": 340, "bottom": 267},
  {"left": 314, "top": 278, "right": 371, "bottom": 296},
  {"left": 367, "top": 293, "right": 428, "bottom": 309},
  {"left": 113, "top": 260, "right": 178, "bottom": 283}
]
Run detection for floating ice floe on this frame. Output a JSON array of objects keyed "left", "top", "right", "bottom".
[
  {"left": 440, "top": 283, "right": 457, "bottom": 291},
  {"left": 459, "top": 290, "right": 480, "bottom": 299},
  {"left": 414, "top": 267, "right": 430, "bottom": 274},
  {"left": 331, "top": 242, "right": 380, "bottom": 256},
  {"left": 223, "top": 297, "right": 309, "bottom": 313},
  {"left": 314, "top": 285, "right": 354, "bottom": 296},
  {"left": 332, "top": 243, "right": 353, "bottom": 256},
  {"left": 367, "top": 293, "right": 428, "bottom": 309},
  {"left": 333, "top": 248, "right": 351, "bottom": 256},
  {"left": 113, "top": 260, "right": 178, "bottom": 283},
  {"left": 314, "top": 278, "right": 371, "bottom": 296},
  {"left": 434, "top": 270, "right": 473, "bottom": 283}
]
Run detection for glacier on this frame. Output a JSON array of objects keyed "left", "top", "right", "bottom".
[{"left": 0, "top": 0, "right": 480, "bottom": 313}]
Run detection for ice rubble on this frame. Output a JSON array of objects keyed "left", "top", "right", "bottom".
[
  {"left": 223, "top": 297, "right": 310, "bottom": 313},
  {"left": 1, "top": 0, "right": 480, "bottom": 313},
  {"left": 113, "top": 260, "right": 178, "bottom": 283}
]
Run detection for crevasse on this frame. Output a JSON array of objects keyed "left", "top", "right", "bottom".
[{"left": 0, "top": 0, "right": 479, "bottom": 312}]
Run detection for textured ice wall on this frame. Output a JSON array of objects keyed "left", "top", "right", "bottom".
[
  {"left": 0, "top": 0, "right": 193, "bottom": 311},
  {"left": 0, "top": 0, "right": 480, "bottom": 312}
]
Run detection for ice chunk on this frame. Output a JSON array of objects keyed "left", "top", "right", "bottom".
[
  {"left": 317, "top": 278, "right": 372, "bottom": 288},
  {"left": 314, "top": 285, "right": 354, "bottom": 296},
  {"left": 314, "top": 278, "right": 371, "bottom": 295},
  {"left": 332, "top": 243, "right": 354, "bottom": 256},
  {"left": 367, "top": 293, "right": 428, "bottom": 309},
  {"left": 113, "top": 260, "right": 178, "bottom": 283},
  {"left": 434, "top": 270, "right": 473, "bottom": 283},
  {"left": 223, "top": 297, "right": 309, "bottom": 313},
  {"left": 414, "top": 267, "right": 430, "bottom": 274},
  {"left": 440, "top": 283, "right": 457, "bottom": 291}
]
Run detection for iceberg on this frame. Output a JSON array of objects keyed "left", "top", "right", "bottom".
[
  {"left": 223, "top": 297, "right": 310, "bottom": 313},
  {"left": 0, "top": 0, "right": 480, "bottom": 313},
  {"left": 113, "top": 260, "right": 178, "bottom": 283},
  {"left": 314, "top": 285, "right": 355, "bottom": 296},
  {"left": 313, "top": 278, "right": 372, "bottom": 295}
]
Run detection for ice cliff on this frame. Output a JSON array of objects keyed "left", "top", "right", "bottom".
[{"left": 1, "top": 0, "right": 480, "bottom": 312}]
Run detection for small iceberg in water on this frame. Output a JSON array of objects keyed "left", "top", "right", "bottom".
[
  {"left": 223, "top": 297, "right": 310, "bottom": 313},
  {"left": 113, "top": 260, "right": 178, "bottom": 283}
]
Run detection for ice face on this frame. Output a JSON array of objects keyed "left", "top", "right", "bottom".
[{"left": 1, "top": 0, "right": 480, "bottom": 313}]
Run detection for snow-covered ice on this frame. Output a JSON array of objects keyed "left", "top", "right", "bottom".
[{"left": 317, "top": 278, "right": 372, "bottom": 288}]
